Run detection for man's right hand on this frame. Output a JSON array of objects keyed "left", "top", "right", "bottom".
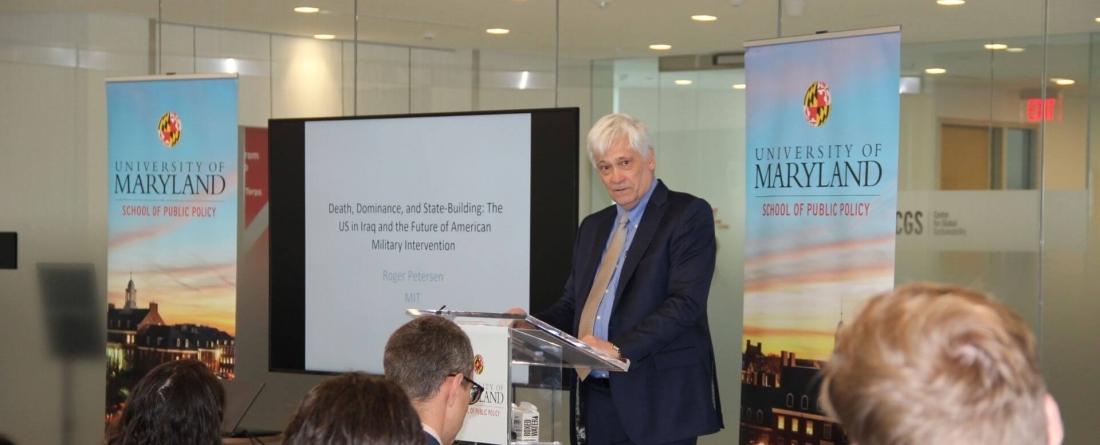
[{"left": 506, "top": 307, "right": 535, "bottom": 329}]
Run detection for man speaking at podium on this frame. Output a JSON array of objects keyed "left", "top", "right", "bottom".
[{"left": 513, "top": 113, "right": 723, "bottom": 445}]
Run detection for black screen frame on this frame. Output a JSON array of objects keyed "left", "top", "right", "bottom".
[
  {"left": 268, "top": 108, "right": 579, "bottom": 374},
  {"left": 0, "top": 232, "right": 16, "bottom": 269}
]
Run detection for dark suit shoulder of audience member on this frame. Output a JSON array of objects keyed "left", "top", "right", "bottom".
[
  {"left": 422, "top": 429, "right": 441, "bottom": 445},
  {"left": 104, "top": 359, "right": 225, "bottom": 445}
]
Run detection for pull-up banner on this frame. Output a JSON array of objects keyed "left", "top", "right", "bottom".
[
  {"left": 740, "top": 27, "right": 900, "bottom": 445},
  {"left": 105, "top": 74, "right": 239, "bottom": 424}
]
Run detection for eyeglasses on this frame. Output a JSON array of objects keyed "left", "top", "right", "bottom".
[{"left": 447, "top": 373, "right": 485, "bottom": 405}]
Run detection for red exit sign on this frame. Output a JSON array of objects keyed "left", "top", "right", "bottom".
[{"left": 1026, "top": 98, "right": 1059, "bottom": 121}]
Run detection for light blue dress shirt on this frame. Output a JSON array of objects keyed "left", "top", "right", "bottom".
[{"left": 590, "top": 179, "right": 658, "bottom": 378}]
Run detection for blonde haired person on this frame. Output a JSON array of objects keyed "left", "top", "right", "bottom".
[{"left": 821, "top": 283, "right": 1064, "bottom": 445}]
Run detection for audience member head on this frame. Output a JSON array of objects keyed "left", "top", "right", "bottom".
[
  {"left": 283, "top": 373, "right": 424, "bottom": 445},
  {"left": 821, "top": 283, "right": 1063, "bottom": 445},
  {"left": 105, "top": 359, "right": 225, "bottom": 445},
  {"left": 384, "top": 315, "right": 476, "bottom": 444}
]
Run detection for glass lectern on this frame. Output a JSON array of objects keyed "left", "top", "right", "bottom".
[{"left": 407, "top": 309, "right": 628, "bottom": 445}]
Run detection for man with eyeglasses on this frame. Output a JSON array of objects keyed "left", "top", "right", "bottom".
[{"left": 384, "top": 315, "right": 480, "bottom": 445}]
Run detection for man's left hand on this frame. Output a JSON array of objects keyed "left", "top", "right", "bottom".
[{"left": 580, "top": 335, "right": 620, "bottom": 359}]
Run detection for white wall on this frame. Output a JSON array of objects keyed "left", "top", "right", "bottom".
[
  {"left": 410, "top": 48, "right": 475, "bottom": 113},
  {"left": 0, "top": 11, "right": 146, "bottom": 445},
  {"left": 477, "top": 51, "right": 556, "bottom": 111},
  {"left": 272, "top": 36, "right": 343, "bottom": 119},
  {"left": 346, "top": 42, "right": 411, "bottom": 115},
  {"left": 898, "top": 93, "right": 938, "bottom": 191},
  {"left": 1043, "top": 94, "right": 1089, "bottom": 189}
]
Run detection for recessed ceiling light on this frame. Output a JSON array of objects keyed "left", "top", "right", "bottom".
[
  {"left": 486, "top": 28, "right": 510, "bottom": 35},
  {"left": 925, "top": 68, "right": 947, "bottom": 74},
  {"left": 1095, "top": 17, "right": 1100, "bottom": 23},
  {"left": 649, "top": 44, "right": 672, "bottom": 50},
  {"left": 936, "top": 0, "right": 965, "bottom": 5},
  {"left": 675, "top": 79, "right": 693, "bottom": 86},
  {"left": 313, "top": 34, "right": 335, "bottom": 40},
  {"left": 733, "top": 84, "right": 747, "bottom": 90},
  {"left": 692, "top": 15, "right": 718, "bottom": 22},
  {"left": 1006, "top": 47, "right": 1025, "bottom": 53},
  {"left": 294, "top": 6, "right": 319, "bottom": 13},
  {"left": 1051, "top": 78, "right": 1075, "bottom": 85},
  {"left": 984, "top": 43, "right": 1008, "bottom": 50}
]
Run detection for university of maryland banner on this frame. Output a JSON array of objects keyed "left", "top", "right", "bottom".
[
  {"left": 105, "top": 74, "right": 239, "bottom": 423},
  {"left": 740, "top": 27, "right": 899, "bottom": 444}
]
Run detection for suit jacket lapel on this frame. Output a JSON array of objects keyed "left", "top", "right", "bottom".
[{"left": 612, "top": 181, "right": 668, "bottom": 313}]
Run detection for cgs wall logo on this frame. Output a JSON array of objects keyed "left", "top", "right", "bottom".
[
  {"left": 158, "top": 111, "right": 183, "bottom": 148},
  {"left": 897, "top": 210, "right": 924, "bottom": 235},
  {"left": 473, "top": 354, "right": 485, "bottom": 375},
  {"left": 803, "top": 81, "right": 831, "bottom": 127}
]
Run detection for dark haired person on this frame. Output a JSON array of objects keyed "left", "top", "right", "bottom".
[
  {"left": 384, "top": 316, "right": 481, "bottom": 445},
  {"left": 104, "top": 359, "right": 225, "bottom": 445},
  {"left": 283, "top": 373, "right": 424, "bottom": 445}
]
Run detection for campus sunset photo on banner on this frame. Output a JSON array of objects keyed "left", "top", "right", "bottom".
[
  {"left": 104, "top": 75, "right": 239, "bottom": 424},
  {"left": 740, "top": 28, "right": 900, "bottom": 445}
]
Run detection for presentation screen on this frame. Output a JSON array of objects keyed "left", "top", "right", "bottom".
[{"left": 269, "top": 108, "right": 578, "bottom": 374}]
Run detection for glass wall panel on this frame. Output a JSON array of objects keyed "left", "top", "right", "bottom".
[
  {"left": 656, "top": 68, "right": 748, "bottom": 445},
  {"left": 410, "top": 47, "right": 476, "bottom": 114},
  {"left": 1042, "top": 3, "right": 1100, "bottom": 442},
  {"left": 353, "top": 0, "right": 557, "bottom": 115},
  {"left": 347, "top": 41, "right": 411, "bottom": 115}
]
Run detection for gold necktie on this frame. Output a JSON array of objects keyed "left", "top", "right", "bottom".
[{"left": 576, "top": 213, "right": 629, "bottom": 380}]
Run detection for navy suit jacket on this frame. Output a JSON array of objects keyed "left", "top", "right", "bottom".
[
  {"left": 536, "top": 180, "right": 723, "bottom": 444},
  {"left": 423, "top": 429, "right": 441, "bottom": 445}
]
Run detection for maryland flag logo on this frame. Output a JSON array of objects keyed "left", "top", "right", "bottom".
[
  {"left": 158, "top": 111, "right": 182, "bottom": 147},
  {"left": 802, "top": 81, "right": 831, "bottom": 127},
  {"left": 473, "top": 354, "right": 485, "bottom": 375}
]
